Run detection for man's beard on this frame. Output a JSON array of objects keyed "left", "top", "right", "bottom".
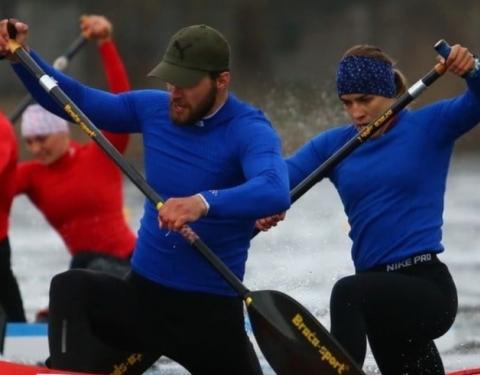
[{"left": 170, "top": 84, "right": 217, "bottom": 125}]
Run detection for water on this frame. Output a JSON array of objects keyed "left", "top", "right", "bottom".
[{"left": 8, "top": 154, "right": 480, "bottom": 374}]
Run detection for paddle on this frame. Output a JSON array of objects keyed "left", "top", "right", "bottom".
[
  {"left": 252, "top": 39, "right": 449, "bottom": 238},
  {"left": 5, "top": 22, "right": 365, "bottom": 375},
  {"left": 8, "top": 35, "right": 86, "bottom": 123}
]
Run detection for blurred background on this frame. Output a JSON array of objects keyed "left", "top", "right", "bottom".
[{"left": 2, "top": 0, "right": 480, "bottom": 161}]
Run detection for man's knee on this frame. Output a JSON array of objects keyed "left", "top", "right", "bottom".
[{"left": 50, "top": 269, "right": 92, "bottom": 300}]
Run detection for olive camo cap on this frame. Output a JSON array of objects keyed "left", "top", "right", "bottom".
[{"left": 148, "top": 24, "right": 230, "bottom": 88}]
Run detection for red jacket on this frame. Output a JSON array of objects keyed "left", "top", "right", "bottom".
[
  {"left": 15, "top": 40, "right": 136, "bottom": 257},
  {"left": 0, "top": 112, "right": 18, "bottom": 240}
]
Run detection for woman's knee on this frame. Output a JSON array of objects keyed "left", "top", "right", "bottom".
[{"left": 331, "top": 275, "right": 362, "bottom": 306}]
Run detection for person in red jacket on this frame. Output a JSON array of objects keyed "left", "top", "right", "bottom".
[
  {"left": 0, "top": 111, "right": 26, "bottom": 322},
  {"left": 15, "top": 15, "right": 135, "bottom": 281}
]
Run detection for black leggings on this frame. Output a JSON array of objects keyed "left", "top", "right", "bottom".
[
  {"left": 330, "top": 261, "right": 457, "bottom": 375},
  {"left": 0, "top": 237, "right": 26, "bottom": 322},
  {"left": 48, "top": 269, "right": 262, "bottom": 375},
  {"left": 70, "top": 251, "right": 131, "bottom": 278}
]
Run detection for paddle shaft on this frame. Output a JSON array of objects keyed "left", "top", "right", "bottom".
[
  {"left": 6, "top": 26, "right": 250, "bottom": 298},
  {"left": 8, "top": 35, "right": 86, "bottom": 123}
]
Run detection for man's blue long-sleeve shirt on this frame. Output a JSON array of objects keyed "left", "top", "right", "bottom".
[{"left": 13, "top": 52, "right": 290, "bottom": 295}]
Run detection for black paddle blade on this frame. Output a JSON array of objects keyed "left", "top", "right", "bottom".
[{"left": 246, "top": 290, "right": 365, "bottom": 375}]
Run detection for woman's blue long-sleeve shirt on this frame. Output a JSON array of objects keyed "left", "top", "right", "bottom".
[
  {"left": 13, "top": 51, "right": 290, "bottom": 295},
  {"left": 287, "top": 75, "right": 480, "bottom": 271}
]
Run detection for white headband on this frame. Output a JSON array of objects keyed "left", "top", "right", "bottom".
[{"left": 21, "top": 104, "right": 69, "bottom": 137}]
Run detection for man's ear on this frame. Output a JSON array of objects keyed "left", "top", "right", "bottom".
[{"left": 216, "top": 71, "right": 230, "bottom": 90}]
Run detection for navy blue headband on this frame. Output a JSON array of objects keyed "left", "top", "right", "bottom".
[{"left": 336, "top": 55, "right": 396, "bottom": 98}]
